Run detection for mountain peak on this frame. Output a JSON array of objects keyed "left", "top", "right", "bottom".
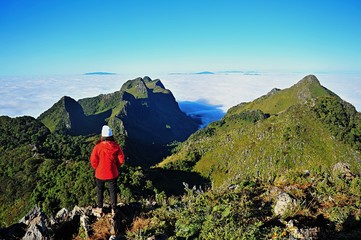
[
  {"left": 226, "top": 74, "right": 337, "bottom": 116},
  {"left": 61, "top": 95, "right": 76, "bottom": 103},
  {"left": 135, "top": 78, "right": 148, "bottom": 96},
  {"left": 143, "top": 76, "right": 152, "bottom": 82},
  {"left": 121, "top": 77, "right": 149, "bottom": 99},
  {"left": 296, "top": 74, "right": 321, "bottom": 86}
]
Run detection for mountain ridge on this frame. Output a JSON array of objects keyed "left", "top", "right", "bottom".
[{"left": 159, "top": 75, "right": 361, "bottom": 187}]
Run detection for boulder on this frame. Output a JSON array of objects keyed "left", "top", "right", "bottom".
[{"left": 274, "top": 192, "right": 297, "bottom": 217}]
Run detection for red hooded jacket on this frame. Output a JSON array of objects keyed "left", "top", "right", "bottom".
[{"left": 90, "top": 140, "right": 125, "bottom": 180}]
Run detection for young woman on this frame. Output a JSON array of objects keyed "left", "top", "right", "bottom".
[{"left": 90, "top": 125, "right": 125, "bottom": 215}]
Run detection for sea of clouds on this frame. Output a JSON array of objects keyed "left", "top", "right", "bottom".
[{"left": 1, "top": 72, "right": 360, "bottom": 126}]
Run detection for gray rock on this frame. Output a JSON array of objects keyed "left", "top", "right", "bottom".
[
  {"left": 21, "top": 215, "right": 50, "bottom": 240},
  {"left": 55, "top": 208, "right": 69, "bottom": 222},
  {"left": 70, "top": 205, "right": 85, "bottom": 219},
  {"left": 19, "top": 206, "right": 47, "bottom": 225},
  {"left": 274, "top": 192, "right": 297, "bottom": 216},
  {"left": 19, "top": 206, "right": 51, "bottom": 239},
  {"left": 22, "top": 223, "right": 47, "bottom": 240},
  {"left": 80, "top": 214, "right": 92, "bottom": 239},
  {"left": 333, "top": 162, "right": 353, "bottom": 179}
]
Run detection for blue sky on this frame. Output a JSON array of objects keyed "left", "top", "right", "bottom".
[{"left": 1, "top": 0, "right": 360, "bottom": 75}]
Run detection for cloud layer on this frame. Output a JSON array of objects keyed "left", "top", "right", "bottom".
[{"left": 0, "top": 73, "right": 360, "bottom": 119}]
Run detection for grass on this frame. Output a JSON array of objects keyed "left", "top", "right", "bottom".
[{"left": 160, "top": 75, "right": 361, "bottom": 189}]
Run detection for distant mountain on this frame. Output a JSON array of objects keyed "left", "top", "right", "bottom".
[
  {"left": 38, "top": 76, "right": 200, "bottom": 166},
  {"left": 196, "top": 71, "right": 214, "bottom": 75},
  {"left": 218, "top": 70, "right": 244, "bottom": 74},
  {"left": 159, "top": 75, "right": 361, "bottom": 187},
  {"left": 84, "top": 72, "right": 116, "bottom": 75},
  {"left": 243, "top": 71, "right": 260, "bottom": 75}
]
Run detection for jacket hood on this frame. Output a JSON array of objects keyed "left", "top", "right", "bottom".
[{"left": 101, "top": 141, "right": 119, "bottom": 151}]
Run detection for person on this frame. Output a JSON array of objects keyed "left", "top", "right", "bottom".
[{"left": 90, "top": 125, "right": 125, "bottom": 216}]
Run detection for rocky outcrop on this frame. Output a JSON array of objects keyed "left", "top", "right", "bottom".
[
  {"left": 0, "top": 203, "right": 144, "bottom": 240},
  {"left": 19, "top": 205, "right": 51, "bottom": 240}
]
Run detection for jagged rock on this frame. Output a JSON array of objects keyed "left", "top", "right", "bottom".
[
  {"left": 52, "top": 206, "right": 88, "bottom": 239},
  {"left": 21, "top": 217, "right": 50, "bottom": 240},
  {"left": 80, "top": 213, "right": 94, "bottom": 238},
  {"left": 22, "top": 223, "right": 48, "bottom": 240},
  {"left": 70, "top": 205, "right": 85, "bottom": 219},
  {"left": 19, "top": 206, "right": 51, "bottom": 239},
  {"left": 19, "top": 206, "right": 47, "bottom": 225},
  {"left": 333, "top": 162, "right": 354, "bottom": 179},
  {"left": 55, "top": 208, "right": 69, "bottom": 222},
  {"left": 3, "top": 204, "right": 143, "bottom": 239},
  {"left": 274, "top": 192, "right": 297, "bottom": 216}
]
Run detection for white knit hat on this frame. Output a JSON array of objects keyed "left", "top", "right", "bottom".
[{"left": 101, "top": 125, "right": 113, "bottom": 137}]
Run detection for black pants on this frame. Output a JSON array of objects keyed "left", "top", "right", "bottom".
[{"left": 95, "top": 177, "right": 118, "bottom": 210}]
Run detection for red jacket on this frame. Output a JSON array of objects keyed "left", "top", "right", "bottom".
[{"left": 90, "top": 140, "right": 125, "bottom": 180}]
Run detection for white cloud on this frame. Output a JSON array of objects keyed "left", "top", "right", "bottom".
[
  {"left": 0, "top": 73, "right": 360, "bottom": 118},
  {"left": 0, "top": 75, "right": 130, "bottom": 117}
]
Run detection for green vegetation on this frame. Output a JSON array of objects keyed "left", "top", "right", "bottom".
[
  {"left": 313, "top": 96, "right": 361, "bottom": 150},
  {"left": 160, "top": 75, "right": 361, "bottom": 188},
  {"left": 79, "top": 91, "right": 123, "bottom": 116},
  {"left": 227, "top": 74, "right": 336, "bottom": 116},
  {"left": 0, "top": 116, "right": 49, "bottom": 225},
  {"left": 38, "top": 96, "right": 72, "bottom": 133},
  {"left": 0, "top": 116, "right": 154, "bottom": 226},
  {"left": 0, "top": 116, "right": 49, "bottom": 150},
  {"left": 126, "top": 169, "right": 361, "bottom": 239}
]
